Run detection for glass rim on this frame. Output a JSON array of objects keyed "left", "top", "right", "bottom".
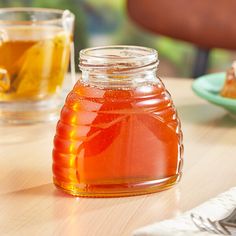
[
  {"left": 79, "top": 45, "right": 159, "bottom": 71},
  {"left": 80, "top": 45, "right": 157, "bottom": 60},
  {"left": 0, "top": 7, "right": 74, "bottom": 25}
]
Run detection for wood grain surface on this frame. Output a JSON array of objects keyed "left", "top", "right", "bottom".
[{"left": 1, "top": 78, "right": 236, "bottom": 236}]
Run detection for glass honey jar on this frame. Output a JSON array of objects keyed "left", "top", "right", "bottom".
[{"left": 52, "top": 46, "right": 183, "bottom": 197}]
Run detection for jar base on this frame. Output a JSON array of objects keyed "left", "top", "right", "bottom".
[{"left": 53, "top": 173, "right": 182, "bottom": 198}]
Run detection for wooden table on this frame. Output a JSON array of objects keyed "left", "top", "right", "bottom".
[{"left": 1, "top": 78, "right": 236, "bottom": 236}]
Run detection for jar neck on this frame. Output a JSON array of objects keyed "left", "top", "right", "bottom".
[
  {"left": 79, "top": 46, "right": 159, "bottom": 88},
  {"left": 81, "top": 65, "right": 158, "bottom": 88}
]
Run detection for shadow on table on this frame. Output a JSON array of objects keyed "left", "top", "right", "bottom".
[
  {"left": 0, "top": 176, "right": 180, "bottom": 235},
  {"left": 0, "top": 183, "right": 181, "bottom": 235},
  {"left": 1, "top": 182, "right": 181, "bottom": 213},
  {"left": 1, "top": 182, "right": 147, "bottom": 207},
  {"left": 177, "top": 103, "right": 236, "bottom": 127}
]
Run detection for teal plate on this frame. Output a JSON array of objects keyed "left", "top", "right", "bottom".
[{"left": 192, "top": 72, "right": 236, "bottom": 116}]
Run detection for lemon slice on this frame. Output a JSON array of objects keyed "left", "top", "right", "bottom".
[{"left": 0, "top": 68, "right": 10, "bottom": 92}]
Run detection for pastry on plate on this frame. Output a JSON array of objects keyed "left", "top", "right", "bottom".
[{"left": 221, "top": 61, "right": 236, "bottom": 98}]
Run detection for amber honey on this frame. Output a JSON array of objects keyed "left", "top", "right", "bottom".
[
  {"left": 0, "top": 26, "right": 71, "bottom": 101},
  {"left": 52, "top": 46, "right": 183, "bottom": 197}
]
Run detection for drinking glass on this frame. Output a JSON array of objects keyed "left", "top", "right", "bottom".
[{"left": 0, "top": 8, "right": 75, "bottom": 123}]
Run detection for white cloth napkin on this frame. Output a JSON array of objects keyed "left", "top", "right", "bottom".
[{"left": 133, "top": 187, "right": 236, "bottom": 236}]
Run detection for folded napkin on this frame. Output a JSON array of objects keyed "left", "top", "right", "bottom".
[{"left": 133, "top": 187, "right": 236, "bottom": 236}]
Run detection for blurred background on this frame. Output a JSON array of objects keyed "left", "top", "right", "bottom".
[{"left": 0, "top": 0, "right": 235, "bottom": 78}]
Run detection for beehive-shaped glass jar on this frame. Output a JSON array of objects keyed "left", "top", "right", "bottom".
[{"left": 52, "top": 46, "right": 183, "bottom": 197}]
